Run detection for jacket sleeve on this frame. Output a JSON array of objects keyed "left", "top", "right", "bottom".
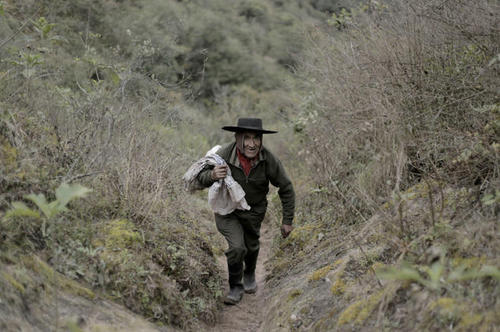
[
  {"left": 267, "top": 152, "right": 295, "bottom": 225},
  {"left": 197, "top": 165, "right": 216, "bottom": 188}
]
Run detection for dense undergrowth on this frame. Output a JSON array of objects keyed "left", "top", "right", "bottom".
[
  {"left": 0, "top": 0, "right": 498, "bottom": 331},
  {"left": 264, "top": 0, "right": 499, "bottom": 331},
  {"left": 0, "top": 0, "right": 331, "bottom": 330}
]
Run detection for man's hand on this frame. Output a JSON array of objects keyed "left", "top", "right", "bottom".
[
  {"left": 211, "top": 165, "right": 228, "bottom": 180},
  {"left": 281, "top": 224, "right": 293, "bottom": 239}
]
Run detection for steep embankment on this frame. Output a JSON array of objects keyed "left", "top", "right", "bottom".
[
  {"left": 258, "top": 0, "right": 500, "bottom": 331},
  {"left": 1, "top": 254, "right": 174, "bottom": 332},
  {"left": 262, "top": 182, "right": 500, "bottom": 331},
  {"left": 0, "top": 0, "right": 326, "bottom": 330}
]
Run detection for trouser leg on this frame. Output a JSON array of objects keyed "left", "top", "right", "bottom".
[
  {"left": 228, "top": 262, "right": 243, "bottom": 288},
  {"left": 215, "top": 213, "right": 246, "bottom": 287},
  {"left": 243, "top": 233, "right": 259, "bottom": 274},
  {"left": 215, "top": 210, "right": 266, "bottom": 286},
  {"left": 239, "top": 211, "right": 264, "bottom": 274}
]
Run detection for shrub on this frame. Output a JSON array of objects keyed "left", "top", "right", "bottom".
[{"left": 296, "top": 0, "right": 499, "bottom": 225}]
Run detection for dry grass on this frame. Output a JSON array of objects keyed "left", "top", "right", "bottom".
[
  {"left": 263, "top": 1, "right": 499, "bottom": 331},
  {"left": 296, "top": 0, "right": 499, "bottom": 223},
  {"left": 0, "top": 12, "right": 221, "bottom": 328}
]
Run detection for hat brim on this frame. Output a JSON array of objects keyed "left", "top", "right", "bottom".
[{"left": 222, "top": 126, "right": 277, "bottom": 134}]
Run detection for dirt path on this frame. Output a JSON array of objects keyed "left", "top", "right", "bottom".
[{"left": 208, "top": 221, "right": 274, "bottom": 332}]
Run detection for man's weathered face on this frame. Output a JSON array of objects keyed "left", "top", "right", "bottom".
[{"left": 240, "top": 131, "right": 262, "bottom": 159}]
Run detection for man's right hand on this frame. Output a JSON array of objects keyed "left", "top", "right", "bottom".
[{"left": 211, "top": 165, "right": 228, "bottom": 180}]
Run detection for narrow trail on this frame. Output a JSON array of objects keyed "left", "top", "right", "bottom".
[{"left": 208, "top": 221, "right": 274, "bottom": 332}]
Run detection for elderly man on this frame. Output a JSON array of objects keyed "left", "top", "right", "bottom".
[{"left": 197, "top": 117, "right": 295, "bottom": 305}]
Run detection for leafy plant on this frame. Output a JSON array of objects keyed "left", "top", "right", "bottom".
[
  {"left": 32, "top": 17, "right": 56, "bottom": 40},
  {"left": 11, "top": 52, "right": 44, "bottom": 78},
  {"left": 481, "top": 190, "right": 500, "bottom": 207},
  {"left": 376, "top": 260, "right": 500, "bottom": 291},
  {"left": 3, "top": 183, "right": 92, "bottom": 236}
]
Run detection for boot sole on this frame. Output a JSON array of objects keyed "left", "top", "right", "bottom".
[
  {"left": 223, "top": 297, "right": 242, "bottom": 305},
  {"left": 223, "top": 290, "right": 244, "bottom": 305},
  {"left": 244, "top": 285, "right": 257, "bottom": 294}
]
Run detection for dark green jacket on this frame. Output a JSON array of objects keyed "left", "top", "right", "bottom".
[{"left": 197, "top": 142, "right": 295, "bottom": 225}]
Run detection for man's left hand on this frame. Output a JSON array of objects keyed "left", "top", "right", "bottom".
[{"left": 281, "top": 224, "right": 293, "bottom": 239}]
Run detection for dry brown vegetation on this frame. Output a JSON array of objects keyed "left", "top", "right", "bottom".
[{"left": 264, "top": 0, "right": 499, "bottom": 331}]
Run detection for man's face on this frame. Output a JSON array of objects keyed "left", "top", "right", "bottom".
[{"left": 241, "top": 131, "right": 262, "bottom": 159}]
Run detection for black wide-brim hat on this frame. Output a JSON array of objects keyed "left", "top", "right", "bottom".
[{"left": 222, "top": 118, "right": 278, "bottom": 134}]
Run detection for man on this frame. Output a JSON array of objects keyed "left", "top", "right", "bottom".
[{"left": 197, "top": 118, "right": 295, "bottom": 305}]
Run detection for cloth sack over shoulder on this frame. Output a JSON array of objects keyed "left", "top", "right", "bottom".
[{"left": 182, "top": 146, "right": 250, "bottom": 215}]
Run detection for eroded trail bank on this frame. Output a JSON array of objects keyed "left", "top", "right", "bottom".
[{"left": 208, "top": 220, "right": 274, "bottom": 332}]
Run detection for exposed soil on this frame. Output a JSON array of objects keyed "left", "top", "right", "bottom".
[{"left": 208, "top": 221, "right": 274, "bottom": 332}]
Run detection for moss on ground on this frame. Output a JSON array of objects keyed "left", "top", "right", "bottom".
[
  {"left": 23, "top": 255, "right": 95, "bottom": 300},
  {"left": 0, "top": 137, "right": 18, "bottom": 170},
  {"left": 330, "top": 276, "right": 346, "bottom": 295},
  {"left": 284, "top": 223, "right": 320, "bottom": 249},
  {"left": 309, "top": 264, "right": 332, "bottom": 282},
  {"left": 427, "top": 297, "right": 500, "bottom": 331},
  {"left": 337, "top": 289, "right": 385, "bottom": 326},
  {"left": 1, "top": 271, "right": 25, "bottom": 294},
  {"left": 451, "top": 256, "right": 486, "bottom": 269},
  {"left": 102, "top": 219, "right": 141, "bottom": 249},
  {"left": 458, "top": 312, "right": 483, "bottom": 330},
  {"left": 287, "top": 289, "right": 303, "bottom": 301},
  {"left": 430, "top": 297, "right": 460, "bottom": 319}
]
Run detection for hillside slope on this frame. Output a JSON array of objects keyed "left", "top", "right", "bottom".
[
  {"left": 1, "top": 0, "right": 498, "bottom": 331},
  {"left": 261, "top": 0, "right": 499, "bottom": 331},
  {"left": 0, "top": 0, "right": 328, "bottom": 330}
]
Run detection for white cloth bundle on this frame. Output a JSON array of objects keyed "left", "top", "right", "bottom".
[{"left": 183, "top": 146, "right": 250, "bottom": 215}]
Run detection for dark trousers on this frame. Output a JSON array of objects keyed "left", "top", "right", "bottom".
[{"left": 215, "top": 209, "right": 265, "bottom": 287}]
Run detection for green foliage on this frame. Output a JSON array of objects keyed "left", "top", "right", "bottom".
[
  {"left": 309, "top": 0, "right": 363, "bottom": 14},
  {"left": 264, "top": 2, "right": 499, "bottom": 331},
  {"left": 32, "top": 17, "right": 56, "bottom": 39},
  {"left": 4, "top": 202, "right": 41, "bottom": 220},
  {"left": 337, "top": 290, "right": 385, "bottom": 326},
  {"left": 102, "top": 219, "right": 141, "bottom": 249},
  {"left": 376, "top": 260, "right": 500, "bottom": 291},
  {"left": 328, "top": 8, "right": 353, "bottom": 28},
  {"left": 481, "top": 190, "right": 500, "bottom": 206},
  {"left": 5, "top": 183, "right": 92, "bottom": 220},
  {"left": 3, "top": 183, "right": 91, "bottom": 237},
  {"left": 1, "top": 271, "right": 25, "bottom": 294},
  {"left": 239, "top": 1, "right": 269, "bottom": 22},
  {"left": 309, "top": 264, "right": 332, "bottom": 281},
  {"left": 54, "top": 183, "right": 92, "bottom": 212},
  {"left": 10, "top": 52, "right": 44, "bottom": 78}
]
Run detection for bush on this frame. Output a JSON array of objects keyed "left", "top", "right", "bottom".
[
  {"left": 0, "top": 3, "right": 223, "bottom": 327},
  {"left": 296, "top": 0, "right": 499, "bottom": 224}
]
